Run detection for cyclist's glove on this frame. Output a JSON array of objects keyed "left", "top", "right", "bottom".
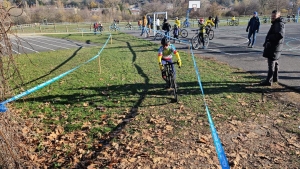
[
  {"left": 159, "top": 62, "right": 163, "bottom": 70},
  {"left": 177, "top": 59, "right": 182, "bottom": 68}
]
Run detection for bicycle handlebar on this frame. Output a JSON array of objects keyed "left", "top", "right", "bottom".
[{"left": 163, "top": 61, "right": 178, "bottom": 65}]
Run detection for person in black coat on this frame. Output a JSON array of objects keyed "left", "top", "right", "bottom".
[
  {"left": 246, "top": 11, "right": 260, "bottom": 48},
  {"left": 260, "top": 10, "right": 285, "bottom": 86},
  {"left": 162, "top": 18, "right": 171, "bottom": 39},
  {"left": 214, "top": 16, "right": 219, "bottom": 29}
]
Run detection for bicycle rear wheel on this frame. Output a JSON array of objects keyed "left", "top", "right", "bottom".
[
  {"left": 229, "top": 21, "right": 234, "bottom": 26},
  {"left": 180, "top": 29, "right": 188, "bottom": 38},
  {"left": 191, "top": 34, "right": 200, "bottom": 49},
  {"left": 208, "top": 30, "right": 214, "bottom": 40}
]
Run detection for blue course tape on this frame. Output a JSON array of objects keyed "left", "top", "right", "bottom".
[
  {"left": 0, "top": 34, "right": 112, "bottom": 113},
  {"left": 190, "top": 47, "right": 230, "bottom": 169},
  {"left": 156, "top": 30, "right": 230, "bottom": 168}
]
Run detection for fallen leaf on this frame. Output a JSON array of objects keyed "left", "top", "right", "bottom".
[
  {"left": 81, "top": 121, "right": 91, "bottom": 130},
  {"left": 47, "top": 132, "right": 58, "bottom": 140},
  {"left": 87, "top": 164, "right": 98, "bottom": 169},
  {"left": 198, "top": 135, "right": 209, "bottom": 144},
  {"left": 128, "top": 158, "right": 137, "bottom": 162},
  {"left": 165, "top": 125, "right": 173, "bottom": 131},
  {"left": 83, "top": 102, "right": 89, "bottom": 107},
  {"left": 152, "top": 157, "right": 161, "bottom": 163}
]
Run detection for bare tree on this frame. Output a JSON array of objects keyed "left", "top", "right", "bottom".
[{"left": 140, "top": 1, "right": 167, "bottom": 16}]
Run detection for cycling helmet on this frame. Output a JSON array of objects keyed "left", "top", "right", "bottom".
[
  {"left": 164, "top": 18, "right": 167, "bottom": 22},
  {"left": 199, "top": 18, "right": 204, "bottom": 22},
  {"left": 176, "top": 17, "right": 178, "bottom": 20},
  {"left": 161, "top": 37, "right": 170, "bottom": 46},
  {"left": 208, "top": 16, "right": 212, "bottom": 20}
]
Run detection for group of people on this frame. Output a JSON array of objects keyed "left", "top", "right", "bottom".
[
  {"left": 93, "top": 22, "right": 103, "bottom": 34},
  {"left": 139, "top": 15, "right": 154, "bottom": 37},
  {"left": 156, "top": 10, "right": 285, "bottom": 88}
]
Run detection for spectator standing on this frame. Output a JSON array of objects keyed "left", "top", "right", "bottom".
[
  {"left": 147, "top": 16, "right": 152, "bottom": 33},
  {"left": 162, "top": 18, "right": 171, "bottom": 39},
  {"left": 93, "top": 22, "right": 98, "bottom": 35},
  {"left": 246, "top": 11, "right": 260, "bottom": 48},
  {"left": 138, "top": 19, "right": 142, "bottom": 30},
  {"left": 156, "top": 18, "right": 160, "bottom": 30},
  {"left": 214, "top": 16, "right": 219, "bottom": 29},
  {"left": 260, "top": 10, "right": 285, "bottom": 86},
  {"left": 140, "top": 15, "right": 149, "bottom": 37}
]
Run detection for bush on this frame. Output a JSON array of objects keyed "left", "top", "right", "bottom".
[{"left": 225, "top": 10, "right": 239, "bottom": 17}]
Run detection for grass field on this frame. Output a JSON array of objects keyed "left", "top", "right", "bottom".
[{"left": 10, "top": 32, "right": 300, "bottom": 168}]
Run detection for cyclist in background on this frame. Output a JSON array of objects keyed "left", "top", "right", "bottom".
[
  {"left": 158, "top": 38, "right": 182, "bottom": 88},
  {"left": 175, "top": 17, "right": 181, "bottom": 28},
  {"left": 198, "top": 18, "right": 207, "bottom": 49},
  {"left": 205, "top": 16, "right": 215, "bottom": 34},
  {"left": 231, "top": 16, "right": 236, "bottom": 21}
]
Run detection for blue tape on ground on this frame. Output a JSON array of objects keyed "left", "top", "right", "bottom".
[
  {"left": 0, "top": 34, "right": 112, "bottom": 112},
  {"left": 190, "top": 46, "right": 230, "bottom": 169}
]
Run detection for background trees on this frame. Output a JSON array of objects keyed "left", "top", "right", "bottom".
[{"left": 5, "top": 0, "right": 298, "bottom": 24}]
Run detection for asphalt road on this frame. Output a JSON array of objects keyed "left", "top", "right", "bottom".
[{"left": 124, "top": 23, "right": 300, "bottom": 91}]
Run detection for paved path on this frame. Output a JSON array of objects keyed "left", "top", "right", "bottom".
[{"left": 124, "top": 23, "right": 300, "bottom": 91}]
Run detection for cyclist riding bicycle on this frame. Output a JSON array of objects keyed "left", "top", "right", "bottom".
[
  {"left": 231, "top": 16, "right": 236, "bottom": 21},
  {"left": 175, "top": 17, "right": 181, "bottom": 28},
  {"left": 205, "top": 16, "right": 215, "bottom": 33},
  {"left": 198, "top": 18, "right": 207, "bottom": 49},
  {"left": 158, "top": 38, "right": 182, "bottom": 88}
]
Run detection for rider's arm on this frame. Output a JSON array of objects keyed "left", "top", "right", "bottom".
[
  {"left": 246, "top": 19, "right": 251, "bottom": 31},
  {"left": 170, "top": 45, "right": 180, "bottom": 60},
  {"left": 171, "top": 45, "right": 181, "bottom": 67},
  {"left": 158, "top": 47, "right": 163, "bottom": 63}
]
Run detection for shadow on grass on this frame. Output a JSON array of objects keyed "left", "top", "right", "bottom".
[{"left": 17, "top": 47, "right": 82, "bottom": 88}]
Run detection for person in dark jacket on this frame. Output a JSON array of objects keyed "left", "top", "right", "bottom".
[
  {"left": 246, "top": 11, "right": 260, "bottom": 48},
  {"left": 214, "top": 16, "right": 219, "bottom": 29},
  {"left": 260, "top": 10, "right": 285, "bottom": 86},
  {"left": 162, "top": 18, "right": 171, "bottom": 39}
]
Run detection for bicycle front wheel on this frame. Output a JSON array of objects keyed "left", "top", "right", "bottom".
[
  {"left": 191, "top": 34, "right": 200, "bottom": 49},
  {"left": 180, "top": 29, "right": 188, "bottom": 38},
  {"left": 208, "top": 30, "right": 214, "bottom": 40},
  {"left": 235, "top": 21, "right": 239, "bottom": 26}
]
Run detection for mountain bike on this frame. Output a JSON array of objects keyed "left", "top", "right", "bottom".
[
  {"left": 191, "top": 30, "right": 209, "bottom": 49},
  {"left": 170, "top": 26, "right": 188, "bottom": 38},
  {"left": 125, "top": 23, "right": 133, "bottom": 30},
  {"left": 109, "top": 23, "right": 120, "bottom": 31},
  {"left": 154, "top": 31, "right": 165, "bottom": 41},
  {"left": 163, "top": 61, "right": 179, "bottom": 102},
  {"left": 229, "top": 20, "right": 239, "bottom": 26}
]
